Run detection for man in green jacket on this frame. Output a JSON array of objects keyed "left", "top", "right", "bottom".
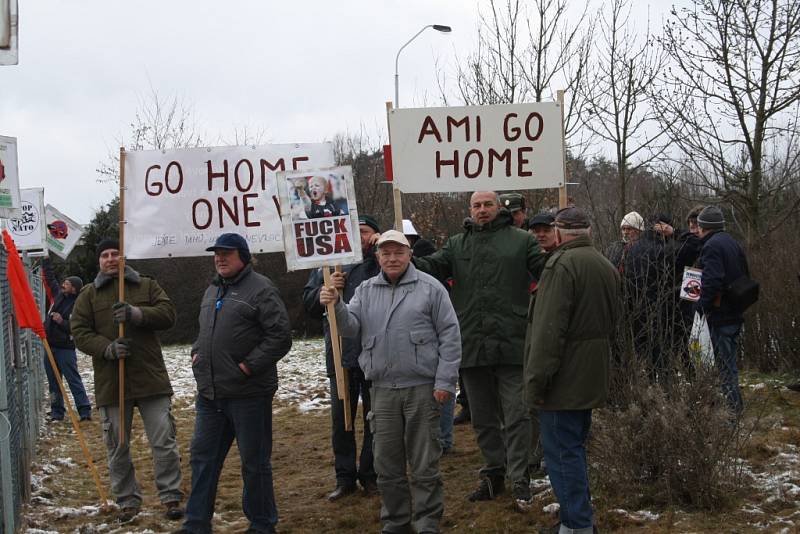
[
  {"left": 71, "top": 238, "right": 184, "bottom": 523},
  {"left": 524, "top": 208, "right": 619, "bottom": 534},
  {"left": 413, "top": 191, "right": 546, "bottom": 510}
]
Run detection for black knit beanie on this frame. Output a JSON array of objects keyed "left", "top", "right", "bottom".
[{"left": 697, "top": 206, "right": 725, "bottom": 230}]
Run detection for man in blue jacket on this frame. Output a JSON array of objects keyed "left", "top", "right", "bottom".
[
  {"left": 303, "top": 215, "right": 381, "bottom": 501},
  {"left": 177, "top": 233, "right": 292, "bottom": 534},
  {"left": 695, "top": 205, "right": 750, "bottom": 417}
]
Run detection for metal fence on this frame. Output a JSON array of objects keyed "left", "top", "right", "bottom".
[{"left": 0, "top": 246, "right": 47, "bottom": 534}]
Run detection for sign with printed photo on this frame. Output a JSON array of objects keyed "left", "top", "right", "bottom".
[
  {"left": 44, "top": 204, "right": 83, "bottom": 259},
  {"left": 276, "top": 166, "right": 362, "bottom": 271},
  {"left": 123, "top": 142, "right": 335, "bottom": 259},
  {"left": 0, "top": 135, "right": 21, "bottom": 218},
  {"left": 3, "top": 187, "right": 46, "bottom": 254},
  {"left": 0, "top": 0, "right": 18, "bottom": 66},
  {"left": 680, "top": 267, "right": 703, "bottom": 302}
]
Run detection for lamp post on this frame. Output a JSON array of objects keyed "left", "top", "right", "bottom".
[{"left": 394, "top": 24, "right": 451, "bottom": 108}]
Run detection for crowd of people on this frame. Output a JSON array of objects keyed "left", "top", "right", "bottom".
[{"left": 38, "top": 189, "right": 755, "bottom": 534}]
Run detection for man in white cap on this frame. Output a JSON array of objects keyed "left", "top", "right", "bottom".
[{"left": 320, "top": 230, "right": 461, "bottom": 534}]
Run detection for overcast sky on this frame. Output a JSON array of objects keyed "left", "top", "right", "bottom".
[{"left": 2, "top": 0, "right": 676, "bottom": 223}]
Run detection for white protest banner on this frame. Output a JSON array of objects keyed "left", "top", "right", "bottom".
[
  {"left": 276, "top": 166, "right": 362, "bottom": 271},
  {"left": 388, "top": 102, "right": 564, "bottom": 193},
  {"left": 0, "top": 0, "right": 18, "bottom": 66},
  {"left": 0, "top": 135, "right": 21, "bottom": 218},
  {"left": 124, "top": 143, "right": 334, "bottom": 259},
  {"left": 44, "top": 205, "right": 83, "bottom": 259},
  {"left": 3, "top": 187, "right": 46, "bottom": 253},
  {"left": 680, "top": 267, "right": 703, "bottom": 302}
]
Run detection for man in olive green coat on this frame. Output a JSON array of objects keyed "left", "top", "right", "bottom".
[
  {"left": 413, "top": 191, "right": 546, "bottom": 509},
  {"left": 524, "top": 208, "right": 619, "bottom": 534},
  {"left": 72, "top": 238, "right": 183, "bottom": 523}
]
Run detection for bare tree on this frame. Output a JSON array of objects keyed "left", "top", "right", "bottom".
[
  {"left": 97, "top": 87, "right": 204, "bottom": 183},
  {"left": 580, "top": 0, "right": 666, "bottom": 216},
  {"left": 655, "top": 0, "right": 800, "bottom": 241}
]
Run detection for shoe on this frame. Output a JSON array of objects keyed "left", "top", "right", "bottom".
[
  {"left": 512, "top": 479, "right": 533, "bottom": 511},
  {"left": 528, "top": 462, "right": 546, "bottom": 479},
  {"left": 327, "top": 484, "right": 357, "bottom": 501},
  {"left": 46, "top": 414, "right": 64, "bottom": 423},
  {"left": 80, "top": 415, "right": 92, "bottom": 422},
  {"left": 441, "top": 446, "right": 453, "bottom": 456},
  {"left": 117, "top": 505, "right": 140, "bottom": 523},
  {"left": 164, "top": 501, "right": 184, "bottom": 520},
  {"left": 361, "top": 479, "right": 378, "bottom": 496},
  {"left": 453, "top": 406, "right": 471, "bottom": 425},
  {"left": 787, "top": 382, "right": 800, "bottom": 392},
  {"left": 467, "top": 475, "right": 505, "bottom": 501}
]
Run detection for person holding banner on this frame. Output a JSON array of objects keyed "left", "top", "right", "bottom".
[
  {"left": 71, "top": 238, "right": 184, "bottom": 523},
  {"left": 178, "top": 233, "right": 292, "bottom": 534},
  {"left": 412, "top": 191, "right": 546, "bottom": 511},
  {"left": 302, "top": 214, "right": 382, "bottom": 501},
  {"left": 40, "top": 258, "right": 92, "bottom": 422},
  {"left": 320, "top": 230, "right": 461, "bottom": 534}
]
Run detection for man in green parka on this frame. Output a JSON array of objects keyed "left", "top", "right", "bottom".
[
  {"left": 524, "top": 207, "right": 619, "bottom": 534},
  {"left": 71, "top": 238, "right": 184, "bottom": 523},
  {"left": 413, "top": 191, "right": 546, "bottom": 510}
]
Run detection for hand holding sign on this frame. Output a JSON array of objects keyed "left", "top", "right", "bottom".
[{"left": 319, "top": 285, "right": 339, "bottom": 306}]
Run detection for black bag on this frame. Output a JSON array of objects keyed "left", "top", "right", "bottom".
[{"left": 726, "top": 275, "right": 759, "bottom": 311}]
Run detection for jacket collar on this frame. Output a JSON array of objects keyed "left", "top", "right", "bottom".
[
  {"left": 464, "top": 209, "right": 514, "bottom": 233},
  {"left": 213, "top": 263, "right": 253, "bottom": 286},
  {"left": 94, "top": 265, "right": 140, "bottom": 289},
  {"left": 375, "top": 263, "right": 418, "bottom": 286},
  {"left": 554, "top": 234, "right": 593, "bottom": 251}
]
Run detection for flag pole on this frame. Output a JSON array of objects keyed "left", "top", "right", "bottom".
[{"left": 118, "top": 147, "right": 127, "bottom": 444}]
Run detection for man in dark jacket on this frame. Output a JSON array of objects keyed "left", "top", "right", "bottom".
[
  {"left": 413, "top": 191, "right": 546, "bottom": 510},
  {"left": 41, "top": 258, "right": 91, "bottom": 421},
  {"left": 695, "top": 206, "right": 749, "bottom": 416},
  {"left": 71, "top": 238, "right": 183, "bottom": 523},
  {"left": 179, "top": 233, "right": 292, "bottom": 534},
  {"left": 525, "top": 207, "right": 619, "bottom": 534},
  {"left": 303, "top": 215, "right": 381, "bottom": 501}
]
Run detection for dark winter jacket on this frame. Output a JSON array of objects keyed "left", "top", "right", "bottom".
[
  {"left": 413, "top": 210, "right": 546, "bottom": 368},
  {"left": 71, "top": 266, "right": 176, "bottom": 407},
  {"left": 524, "top": 236, "right": 620, "bottom": 410},
  {"left": 43, "top": 261, "right": 77, "bottom": 349},
  {"left": 192, "top": 264, "right": 292, "bottom": 400},
  {"left": 696, "top": 230, "right": 748, "bottom": 326},
  {"left": 303, "top": 249, "right": 380, "bottom": 376}
]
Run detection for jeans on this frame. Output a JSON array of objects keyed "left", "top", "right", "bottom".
[
  {"left": 44, "top": 348, "right": 91, "bottom": 419},
  {"left": 710, "top": 323, "right": 743, "bottom": 416},
  {"left": 539, "top": 409, "right": 593, "bottom": 534},
  {"left": 183, "top": 394, "right": 277, "bottom": 534},
  {"left": 439, "top": 395, "right": 455, "bottom": 451},
  {"left": 330, "top": 368, "right": 375, "bottom": 487}
]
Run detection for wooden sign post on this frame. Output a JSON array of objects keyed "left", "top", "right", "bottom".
[
  {"left": 322, "top": 266, "right": 352, "bottom": 431},
  {"left": 118, "top": 147, "right": 127, "bottom": 444}
]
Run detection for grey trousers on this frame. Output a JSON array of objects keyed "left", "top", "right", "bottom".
[
  {"left": 371, "top": 384, "right": 443, "bottom": 534},
  {"left": 462, "top": 365, "right": 531, "bottom": 484},
  {"left": 99, "top": 394, "right": 184, "bottom": 508}
]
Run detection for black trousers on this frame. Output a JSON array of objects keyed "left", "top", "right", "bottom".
[{"left": 329, "top": 367, "right": 376, "bottom": 486}]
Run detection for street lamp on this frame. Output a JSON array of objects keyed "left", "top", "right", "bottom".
[{"left": 394, "top": 24, "right": 452, "bottom": 108}]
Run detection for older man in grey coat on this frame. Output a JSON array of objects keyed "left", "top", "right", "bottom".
[{"left": 320, "top": 229, "right": 461, "bottom": 534}]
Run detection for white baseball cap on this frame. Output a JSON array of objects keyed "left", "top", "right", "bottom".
[{"left": 376, "top": 230, "right": 411, "bottom": 248}]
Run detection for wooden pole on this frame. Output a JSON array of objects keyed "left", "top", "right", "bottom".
[
  {"left": 323, "top": 266, "right": 352, "bottom": 431},
  {"left": 557, "top": 90, "right": 569, "bottom": 209},
  {"left": 386, "top": 101, "right": 403, "bottom": 231},
  {"left": 43, "top": 339, "right": 109, "bottom": 503},
  {"left": 118, "top": 147, "right": 127, "bottom": 444}
]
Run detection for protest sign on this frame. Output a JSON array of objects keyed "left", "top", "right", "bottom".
[
  {"left": 3, "top": 187, "right": 46, "bottom": 254},
  {"left": 388, "top": 102, "right": 564, "bottom": 193},
  {"left": 276, "top": 166, "right": 362, "bottom": 271},
  {"left": 44, "top": 205, "right": 83, "bottom": 259},
  {"left": 123, "top": 142, "right": 334, "bottom": 259},
  {"left": 0, "top": 135, "right": 21, "bottom": 218},
  {"left": 680, "top": 267, "right": 703, "bottom": 302},
  {"left": 0, "top": 0, "right": 18, "bottom": 66}
]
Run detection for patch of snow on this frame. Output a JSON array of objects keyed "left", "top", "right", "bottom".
[
  {"left": 609, "top": 509, "right": 660, "bottom": 522},
  {"left": 543, "top": 503, "right": 560, "bottom": 514},
  {"left": 749, "top": 383, "right": 767, "bottom": 390}
]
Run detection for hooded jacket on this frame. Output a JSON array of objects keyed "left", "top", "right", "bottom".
[
  {"left": 413, "top": 210, "right": 546, "bottom": 368},
  {"left": 71, "top": 266, "right": 176, "bottom": 407},
  {"left": 192, "top": 264, "right": 292, "bottom": 399}
]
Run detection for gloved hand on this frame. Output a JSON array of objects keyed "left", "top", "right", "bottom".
[
  {"left": 112, "top": 301, "right": 143, "bottom": 325},
  {"left": 104, "top": 338, "right": 131, "bottom": 360}
]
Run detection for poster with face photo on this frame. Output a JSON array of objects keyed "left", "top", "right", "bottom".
[{"left": 276, "top": 166, "right": 362, "bottom": 271}]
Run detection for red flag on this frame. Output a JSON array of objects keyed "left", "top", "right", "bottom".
[
  {"left": 42, "top": 277, "right": 54, "bottom": 308},
  {"left": 2, "top": 230, "right": 46, "bottom": 339}
]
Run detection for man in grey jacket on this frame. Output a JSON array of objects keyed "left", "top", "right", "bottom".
[
  {"left": 176, "top": 233, "right": 292, "bottom": 534},
  {"left": 320, "top": 230, "right": 461, "bottom": 534}
]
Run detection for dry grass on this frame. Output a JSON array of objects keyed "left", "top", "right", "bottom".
[{"left": 22, "top": 375, "right": 800, "bottom": 534}]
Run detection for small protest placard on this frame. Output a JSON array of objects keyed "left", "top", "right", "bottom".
[
  {"left": 276, "top": 166, "right": 362, "bottom": 271},
  {"left": 3, "top": 187, "right": 47, "bottom": 255},
  {"left": 45, "top": 205, "right": 83, "bottom": 259},
  {"left": 0, "top": 135, "right": 21, "bottom": 218},
  {"left": 680, "top": 267, "right": 703, "bottom": 302}
]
